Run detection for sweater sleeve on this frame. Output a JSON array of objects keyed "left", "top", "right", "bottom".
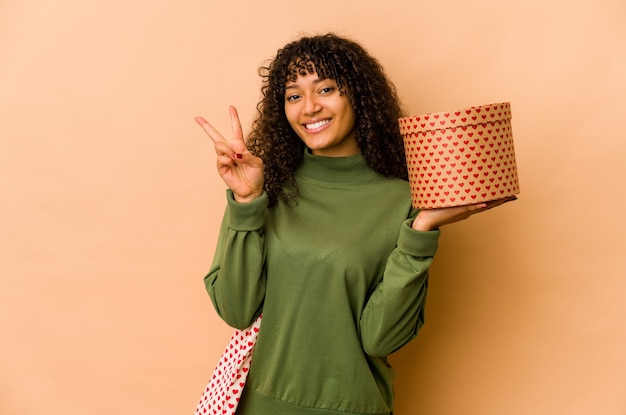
[
  {"left": 204, "top": 189, "right": 267, "bottom": 329},
  {"left": 359, "top": 219, "right": 440, "bottom": 357}
]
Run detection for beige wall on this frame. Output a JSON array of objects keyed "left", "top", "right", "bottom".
[{"left": 1, "top": 0, "right": 624, "bottom": 414}]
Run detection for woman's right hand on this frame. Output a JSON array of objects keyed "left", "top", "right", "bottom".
[{"left": 195, "top": 106, "right": 264, "bottom": 203}]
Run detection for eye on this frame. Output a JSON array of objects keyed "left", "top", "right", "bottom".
[
  {"left": 285, "top": 93, "right": 301, "bottom": 102},
  {"left": 319, "top": 86, "right": 334, "bottom": 94}
]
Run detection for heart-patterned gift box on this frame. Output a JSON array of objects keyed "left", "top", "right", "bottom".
[{"left": 399, "top": 102, "right": 520, "bottom": 209}]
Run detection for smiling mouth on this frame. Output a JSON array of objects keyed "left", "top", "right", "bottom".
[{"left": 304, "top": 119, "right": 331, "bottom": 130}]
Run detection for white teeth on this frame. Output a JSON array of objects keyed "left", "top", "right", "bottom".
[{"left": 305, "top": 119, "right": 330, "bottom": 130}]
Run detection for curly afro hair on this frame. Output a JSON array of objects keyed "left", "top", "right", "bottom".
[{"left": 246, "top": 33, "right": 408, "bottom": 207}]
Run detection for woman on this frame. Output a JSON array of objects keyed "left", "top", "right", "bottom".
[{"left": 196, "top": 33, "right": 510, "bottom": 415}]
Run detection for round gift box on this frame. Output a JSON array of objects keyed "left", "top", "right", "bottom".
[{"left": 399, "top": 102, "right": 520, "bottom": 209}]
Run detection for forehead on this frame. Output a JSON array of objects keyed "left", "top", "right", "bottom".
[{"left": 286, "top": 57, "right": 331, "bottom": 83}]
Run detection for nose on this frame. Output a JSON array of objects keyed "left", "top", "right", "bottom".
[{"left": 303, "top": 94, "right": 322, "bottom": 115}]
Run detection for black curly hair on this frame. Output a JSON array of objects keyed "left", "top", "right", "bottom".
[{"left": 246, "top": 33, "right": 408, "bottom": 207}]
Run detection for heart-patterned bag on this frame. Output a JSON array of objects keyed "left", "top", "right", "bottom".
[{"left": 194, "top": 315, "right": 262, "bottom": 415}]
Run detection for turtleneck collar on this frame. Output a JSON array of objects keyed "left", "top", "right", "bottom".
[{"left": 296, "top": 149, "right": 380, "bottom": 184}]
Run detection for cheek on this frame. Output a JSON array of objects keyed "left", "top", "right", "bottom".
[
  {"left": 284, "top": 106, "right": 299, "bottom": 129},
  {"left": 343, "top": 106, "right": 356, "bottom": 131}
]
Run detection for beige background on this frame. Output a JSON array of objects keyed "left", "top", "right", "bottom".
[{"left": 1, "top": 0, "right": 625, "bottom": 414}]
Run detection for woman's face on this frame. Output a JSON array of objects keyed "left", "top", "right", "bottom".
[{"left": 284, "top": 72, "right": 358, "bottom": 157}]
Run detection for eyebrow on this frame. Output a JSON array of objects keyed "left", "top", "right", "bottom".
[{"left": 285, "top": 76, "right": 325, "bottom": 90}]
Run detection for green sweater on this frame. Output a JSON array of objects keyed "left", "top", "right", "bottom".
[{"left": 205, "top": 150, "right": 440, "bottom": 415}]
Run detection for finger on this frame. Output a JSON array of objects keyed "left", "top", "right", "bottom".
[
  {"left": 489, "top": 196, "right": 517, "bottom": 207},
  {"left": 214, "top": 141, "right": 236, "bottom": 158},
  {"left": 481, "top": 196, "right": 517, "bottom": 210},
  {"left": 216, "top": 153, "right": 236, "bottom": 168},
  {"left": 195, "top": 116, "right": 228, "bottom": 144},
  {"left": 495, "top": 196, "right": 517, "bottom": 208},
  {"left": 228, "top": 106, "right": 245, "bottom": 143}
]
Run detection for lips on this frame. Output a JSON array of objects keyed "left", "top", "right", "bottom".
[{"left": 304, "top": 119, "right": 331, "bottom": 130}]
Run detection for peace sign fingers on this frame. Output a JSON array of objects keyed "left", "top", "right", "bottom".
[
  {"left": 195, "top": 106, "right": 265, "bottom": 203},
  {"left": 194, "top": 115, "right": 228, "bottom": 145}
]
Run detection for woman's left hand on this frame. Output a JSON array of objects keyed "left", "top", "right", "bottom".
[{"left": 411, "top": 196, "right": 517, "bottom": 232}]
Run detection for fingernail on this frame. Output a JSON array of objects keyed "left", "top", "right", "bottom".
[{"left": 235, "top": 153, "right": 243, "bottom": 159}]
